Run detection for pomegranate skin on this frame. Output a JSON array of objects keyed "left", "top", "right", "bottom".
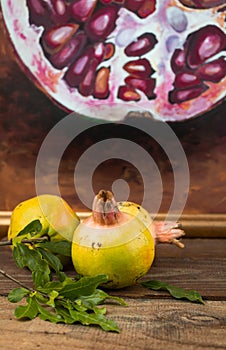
[
  {"left": 71, "top": 190, "right": 185, "bottom": 289},
  {"left": 71, "top": 191, "right": 155, "bottom": 289},
  {"left": 1, "top": 0, "right": 226, "bottom": 122}
]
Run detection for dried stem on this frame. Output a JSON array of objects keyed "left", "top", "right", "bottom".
[
  {"left": 0, "top": 268, "right": 34, "bottom": 291},
  {"left": 0, "top": 236, "right": 49, "bottom": 247}
]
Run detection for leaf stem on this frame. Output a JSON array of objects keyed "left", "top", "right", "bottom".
[
  {"left": 0, "top": 236, "right": 49, "bottom": 247},
  {"left": 0, "top": 268, "right": 34, "bottom": 291}
]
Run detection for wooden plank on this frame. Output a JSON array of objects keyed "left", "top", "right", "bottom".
[
  {"left": 0, "top": 238, "right": 226, "bottom": 349},
  {"left": 1, "top": 212, "right": 226, "bottom": 239},
  {"left": 1, "top": 239, "right": 226, "bottom": 299},
  {"left": 0, "top": 296, "right": 226, "bottom": 350}
]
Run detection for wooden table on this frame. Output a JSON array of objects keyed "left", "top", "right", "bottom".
[{"left": 1, "top": 238, "right": 226, "bottom": 350}]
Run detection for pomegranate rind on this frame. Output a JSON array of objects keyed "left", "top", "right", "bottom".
[
  {"left": 72, "top": 201, "right": 155, "bottom": 289},
  {"left": 1, "top": 0, "right": 225, "bottom": 121}
]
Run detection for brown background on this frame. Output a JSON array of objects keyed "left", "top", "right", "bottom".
[{"left": 0, "top": 16, "right": 226, "bottom": 215}]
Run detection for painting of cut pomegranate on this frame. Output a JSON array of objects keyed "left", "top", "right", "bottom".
[{"left": 1, "top": 0, "right": 225, "bottom": 121}]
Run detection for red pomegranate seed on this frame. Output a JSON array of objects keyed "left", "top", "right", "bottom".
[
  {"left": 118, "top": 85, "right": 141, "bottom": 101},
  {"left": 173, "top": 71, "right": 202, "bottom": 89},
  {"left": 48, "top": 31, "right": 87, "bottom": 69},
  {"left": 70, "top": 0, "right": 97, "bottom": 23},
  {"left": 123, "top": 58, "right": 154, "bottom": 78},
  {"left": 93, "top": 67, "right": 110, "bottom": 99},
  {"left": 104, "top": 43, "right": 115, "bottom": 60},
  {"left": 196, "top": 57, "right": 226, "bottom": 82},
  {"left": 169, "top": 84, "right": 209, "bottom": 104},
  {"left": 78, "top": 58, "right": 99, "bottom": 97},
  {"left": 85, "top": 5, "right": 118, "bottom": 42},
  {"left": 185, "top": 25, "right": 226, "bottom": 69},
  {"left": 124, "top": 33, "right": 157, "bottom": 57},
  {"left": 125, "top": 76, "right": 156, "bottom": 99},
  {"left": 171, "top": 49, "right": 186, "bottom": 73},
  {"left": 125, "top": 0, "right": 145, "bottom": 12},
  {"left": 64, "top": 47, "right": 94, "bottom": 87},
  {"left": 27, "top": 0, "right": 50, "bottom": 27},
  {"left": 41, "top": 24, "right": 79, "bottom": 54},
  {"left": 137, "top": 0, "right": 156, "bottom": 18},
  {"left": 93, "top": 42, "right": 105, "bottom": 63},
  {"left": 50, "top": 0, "right": 70, "bottom": 24},
  {"left": 100, "top": 0, "right": 113, "bottom": 3}
]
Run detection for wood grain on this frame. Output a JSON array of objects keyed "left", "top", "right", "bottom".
[
  {"left": 0, "top": 238, "right": 226, "bottom": 350},
  {"left": 1, "top": 239, "right": 226, "bottom": 298},
  {"left": 0, "top": 296, "right": 226, "bottom": 350}
]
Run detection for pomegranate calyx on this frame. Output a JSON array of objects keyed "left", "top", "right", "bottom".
[{"left": 92, "top": 190, "right": 121, "bottom": 225}]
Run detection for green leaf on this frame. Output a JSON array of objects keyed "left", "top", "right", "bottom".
[
  {"left": 54, "top": 303, "right": 76, "bottom": 324},
  {"left": 59, "top": 275, "right": 109, "bottom": 300},
  {"left": 37, "top": 281, "right": 65, "bottom": 294},
  {"left": 37, "top": 277, "right": 75, "bottom": 295},
  {"left": 14, "top": 296, "right": 39, "bottom": 319},
  {"left": 37, "top": 241, "right": 72, "bottom": 257},
  {"left": 17, "top": 220, "right": 42, "bottom": 237},
  {"left": 79, "top": 289, "right": 127, "bottom": 308},
  {"left": 37, "top": 303, "right": 63, "bottom": 323},
  {"left": 8, "top": 288, "right": 30, "bottom": 303},
  {"left": 46, "top": 290, "right": 59, "bottom": 308},
  {"left": 141, "top": 280, "right": 205, "bottom": 304},
  {"left": 12, "top": 220, "right": 43, "bottom": 245},
  {"left": 37, "top": 247, "right": 63, "bottom": 273},
  {"left": 13, "top": 243, "right": 51, "bottom": 287},
  {"left": 69, "top": 308, "right": 121, "bottom": 333},
  {"left": 12, "top": 245, "right": 26, "bottom": 269}
]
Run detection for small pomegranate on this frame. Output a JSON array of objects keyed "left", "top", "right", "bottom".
[
  {"left": 1, "top": 0, "right": 225, "bottom": 121},
  {"left": 72, "top": 190, "right": 184, "bottom": 289},
  {"left": 8, "top": 194, "right": 80, "bottom": 243}
]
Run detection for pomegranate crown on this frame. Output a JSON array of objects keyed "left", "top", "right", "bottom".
[{"left": 92, "top": 190, "right": 121, "bottom": 225}]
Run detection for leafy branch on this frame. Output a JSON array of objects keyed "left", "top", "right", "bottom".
[
  {"left": 5, "top": 274, "right": 125, "bottom": 332},
  {"left": 1, "top": 219, "right": 205, "bottom": 333},
  {"left": 1, "top": 220, "right": 125, "bottom": 332}
]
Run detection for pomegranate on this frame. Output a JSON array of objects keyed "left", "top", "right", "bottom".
[
  {"left": 1, "top": 0, "right": 225, "bottom": 121},
  {"left": 72, "top": 190, "right": 185, "bottom": 289},
  {"left": 8, "top": 194, "right": 80, "bottom": 243}
]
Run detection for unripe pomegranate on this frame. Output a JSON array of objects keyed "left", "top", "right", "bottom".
[
  {"left": 72, "top": 190, "right": 184, "bottom": 289},
  {"left": 8, "top": 194, "right": 80, "bottom": 243}
]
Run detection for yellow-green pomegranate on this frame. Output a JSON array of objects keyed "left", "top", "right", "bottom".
[
  {"left": 72, "top": 190, "right": 184, "bottom": 289},
  {"left": 8, "top": 194, "right": 80, "bottom": 243}
]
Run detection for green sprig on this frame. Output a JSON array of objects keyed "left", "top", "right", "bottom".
[
  {"left": 6, "top": 220, "right": 125, "bottom": 332},
  {"left": 140, "top": 280, "right": 205, "bottom": 304}
]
